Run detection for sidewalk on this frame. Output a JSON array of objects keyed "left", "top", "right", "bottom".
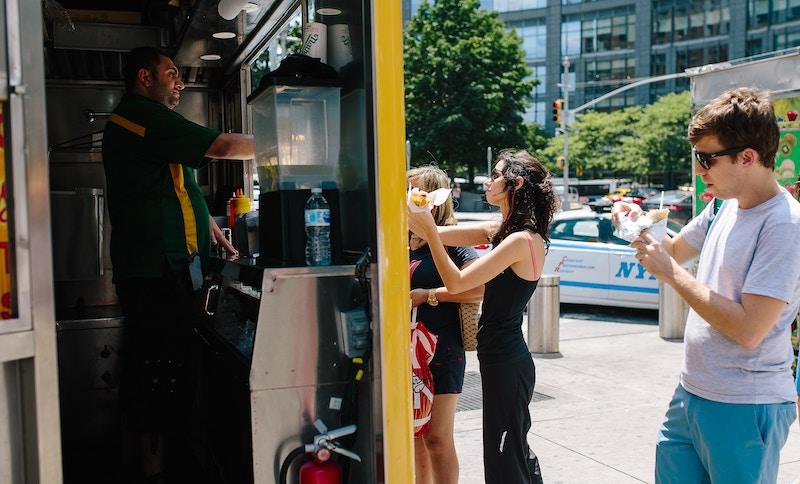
[{"left": 453, "top": 308, "right": 800, "bottom": 483}]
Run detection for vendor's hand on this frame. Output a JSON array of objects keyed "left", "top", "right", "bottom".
[
  {"left": 410, "top": 288, "right": 428, "bottom": 308},
  {"left": 635, "top": 232, "right": 675, "bottom": 281},
  {"left": 209, "top": 215, "right": 239, "bottom": 259},
  {"left": 611, "top": 201, "right": 642, "bottom": 227},
  {"left": 408, "top": 204, "right": 437, "bottom": 240}
]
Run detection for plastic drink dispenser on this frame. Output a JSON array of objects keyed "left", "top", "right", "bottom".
[{"left": 248, "top": 54, "right": 342, "bottom": 266}]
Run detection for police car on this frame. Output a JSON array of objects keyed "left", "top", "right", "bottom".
[{"left": 542, "top": 209, "right": 681, "bottom": 310}]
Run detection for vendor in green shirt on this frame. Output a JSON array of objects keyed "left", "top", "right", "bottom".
[{"left": 102, "top": 46, "right": 254, "bottom": 482}]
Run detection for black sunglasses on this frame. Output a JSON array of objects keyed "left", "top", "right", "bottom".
[{"left": 692, "top": 146, "right": 748, "bottom": 170}]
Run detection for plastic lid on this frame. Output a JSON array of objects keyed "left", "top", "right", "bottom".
[{"left": 311, "top": 188, "right": 322, "bottom": 193}]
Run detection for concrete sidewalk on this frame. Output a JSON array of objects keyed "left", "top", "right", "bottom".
[{"left": 453, "top": 308, "right": 800, "bottom": 483}]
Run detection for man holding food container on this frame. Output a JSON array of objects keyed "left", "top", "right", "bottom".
[
  {"left": 102, "top": 46, "right": 255, "bottom": 480},
  {"left": 613, "top": 87, "right": 800, "bottom": 483}
]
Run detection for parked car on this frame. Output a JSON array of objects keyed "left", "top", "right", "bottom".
[
  {"left": 467, "top": 209, "right": 680, "bottom": 309},
  {"left": 588, "top": 189, "right": 650, "bottom": 212},
  {"left": 542, "top": 209, "right": 680, "bottom": 310},
  {"left": 642, "top": 189, "right": 693, "bottom": 226}
]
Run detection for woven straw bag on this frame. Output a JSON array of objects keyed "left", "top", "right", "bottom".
[{"left": 458, "top": 302, "right": 481, "bottom": 351}]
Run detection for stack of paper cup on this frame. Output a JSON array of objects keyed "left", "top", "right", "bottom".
[
  {"left": 328, "top": 24, "right": 354, "bottom": 71},
  {"left": 301, "top": 22, "right": 327, "bottom": 63}
]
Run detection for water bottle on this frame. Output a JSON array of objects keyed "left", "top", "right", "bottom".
[{"left": 305, "top": 188, "right": 332, "bottom": 266}]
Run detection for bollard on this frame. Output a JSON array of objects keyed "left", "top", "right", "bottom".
[
  {"left": 528, "top": 275, "right": 560, "bottom": 353},
  {"left": 658, "top": 280, "right": 689, "bottom": 339}
]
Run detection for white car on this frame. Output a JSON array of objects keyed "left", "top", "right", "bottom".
[{"left": 543, "top": 209, "right": 681, "bottom": 310}]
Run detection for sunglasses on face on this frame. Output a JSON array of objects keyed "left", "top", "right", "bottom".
[{"left": 692, "top": 146, "right": 747, "bottom": 170}]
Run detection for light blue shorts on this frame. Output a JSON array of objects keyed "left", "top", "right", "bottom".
[{"left": 655, "top": 384, "right": 796, "bottom": 484}]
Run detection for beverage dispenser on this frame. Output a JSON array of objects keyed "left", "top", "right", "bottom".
[{"left": 248, "top": 54, "right": 343, "bottom": 266}]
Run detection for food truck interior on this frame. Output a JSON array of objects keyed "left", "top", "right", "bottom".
[{"left": 42, "top": 0, "right": 386, "bottom": 482}]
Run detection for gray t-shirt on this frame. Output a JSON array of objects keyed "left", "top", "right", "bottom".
[{"left": 679, "top": 189, "right": 800, "bottom": 404}]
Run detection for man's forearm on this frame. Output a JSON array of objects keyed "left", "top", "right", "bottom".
[{"left": 666, "top": 261, "right": 751, "bottom": 347}]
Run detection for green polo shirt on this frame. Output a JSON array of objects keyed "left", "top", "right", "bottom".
[{"left": 102, "top": 94, "right": 220, "bottom": 281}]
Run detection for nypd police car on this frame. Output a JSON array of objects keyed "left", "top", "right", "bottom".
[{"left": 542, "top": 209, "right": 681, "bottom": 310}]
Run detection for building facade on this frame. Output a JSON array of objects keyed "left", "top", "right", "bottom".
[{"left": 403, "top": 0, "right": 800, "bottom": 133}]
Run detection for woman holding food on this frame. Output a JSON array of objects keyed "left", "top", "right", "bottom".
[
  {"left": 408, "top": 166, "right": 483, "bottom": 484},
  {"left": 408, "top": 150, "right": 558, "bottom": 484}
]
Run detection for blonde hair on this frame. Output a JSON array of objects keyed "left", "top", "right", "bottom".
[{"left": 407, "top": 165, "right": 456, "bottom": 226}]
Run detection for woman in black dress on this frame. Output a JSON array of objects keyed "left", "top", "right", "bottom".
[
  {"left": 408, "top": 166, "right": 484, "bottom": 484},
  {"left": 408, "top": 150, "right": 559, "bottom": 484}
]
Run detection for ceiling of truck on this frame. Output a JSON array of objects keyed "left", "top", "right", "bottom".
[{"left": 43, "top": 0, "right": 274, "bottom": 85}]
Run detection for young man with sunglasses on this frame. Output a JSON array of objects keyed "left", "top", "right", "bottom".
[{"left": 613, "top": 87, "right": 800, "bottom": 483}]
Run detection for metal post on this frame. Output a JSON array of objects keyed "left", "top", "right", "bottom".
[
  {"left": 561, "top": 57, "right": 570, "bottom": 209},
  {"left": 486, "top": 146, "right": 492, "bottom": 175},
  {"left": 405, "top": 139, "right": 411, "bottom": 170},
  {"left": 658, "top": 281, "right": 689, "bottom": 339},
  {"left": 527, "top": 275, "right": 560, "bottom": 354}
]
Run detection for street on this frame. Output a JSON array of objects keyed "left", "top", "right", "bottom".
[{"left": 452, "top": 305, "right": 800, "bottom": 483}]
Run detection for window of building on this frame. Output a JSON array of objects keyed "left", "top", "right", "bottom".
[
  {"left": 748, "top": 0, "right": 800, "bottom": 28},
  {"left": 749, "top": 0, "right": 770, "bottom": 27},
  {"left": 495, "top": 0, "right": 547, "bottom": 11},
  {"left": 674, "top": 42, "right": 728, "bottom": 89},
  {"left": 771, "top": 0, "right": 800, "bottom": 24},
  {"left": 650, "top": 52, "right": 670, "bottom": 99},
  {"left": 524, "top": 65, "right": 546, "bottom": 125},
  {"left": 562, "top": 20, "right": 581, "bottom": 56},
  {"left": 654, "top": 0, "right": 729, "bottom": 45},
  {"left": 509, "top": 18, "right": 547, "bottom": 59},
  {"left": 562, "top": 6, "right": 635, "bottom": 55},
  {"left": 746, "top": 36, "right": 766, "bottom": 55},
  {"left": 523, "top": 102, "right": 547, "bottom": 125},
  {"left": 774, "top": 29, "right": 800, "bottom": 49},
  {"left": 584, "top": 57, "right": 636, "bottom": 110}
]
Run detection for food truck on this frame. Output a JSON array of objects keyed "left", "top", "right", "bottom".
[{"left": 0, "top": 1, "right": 413, "bottom": 482}]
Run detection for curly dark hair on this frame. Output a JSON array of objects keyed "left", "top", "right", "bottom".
[{"left": 489, "top": 149, "right": 561, "bottom": 249}]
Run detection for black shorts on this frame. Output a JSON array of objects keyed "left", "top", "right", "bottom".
[
  {"left": 429, "top": 342, "right": 466, "bottom": 394},
  {"left": 115, "top": 264, "right": 200, "bottom": 433}
]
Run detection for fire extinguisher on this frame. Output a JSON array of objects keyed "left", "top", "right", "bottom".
[{"left": 279, "top": 420, "right": 361, "bottom": 484}]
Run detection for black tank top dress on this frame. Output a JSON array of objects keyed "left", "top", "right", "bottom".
[{"left": 477, "top": 240, "right": 544, "bottom": 484}]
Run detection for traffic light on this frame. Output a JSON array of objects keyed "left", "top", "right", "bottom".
[
  {"left": 556, "top": 155, "right": 565, "bottom": 169},
  {"left": 552, "top": 99, "right": 564, "bottom": 124}
]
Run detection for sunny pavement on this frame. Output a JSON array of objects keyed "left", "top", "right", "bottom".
[{"left": 452, "top": 306, "right": 800, "bottom": 484}]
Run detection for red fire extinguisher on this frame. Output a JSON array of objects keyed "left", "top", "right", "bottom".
[
  {"left": 279, "top": 420, "right": 360, "bottom": 484},
  {"left": 299, "top": 451, "right": 341, "bottom": 484}
]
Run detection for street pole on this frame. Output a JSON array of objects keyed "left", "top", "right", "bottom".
[
  {"left": 486, "top": 146, "right": 492, "bottom": 176},
  {"left": 561, "top": 56, "right": 570, "bottom": 209}
]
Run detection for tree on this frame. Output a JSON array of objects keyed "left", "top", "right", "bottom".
[
  {"left": 539, "top": 92, "right": 691, "bottom": 184},
  {"left": 404, "top": 0, "right": 537, "bottom": 180},
  {"left": 619, "top": 91, "right": 692, "bottom": 188},
  {"left": 540, "top": 106, "right": 642, "bottom": 177}
]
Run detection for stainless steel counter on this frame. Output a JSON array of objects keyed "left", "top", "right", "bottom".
[{"left": 199, "top": 258, "right": 377, "bottom": 483}]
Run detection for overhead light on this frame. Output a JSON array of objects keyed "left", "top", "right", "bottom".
[
  {"left": 218, "top": 0, "right": 249, "bottom": 20},
  {"left": 200, "top": 54, "right": 222, "bottom": 61},
  {"left": 212, "top": 31, "right": 237, "bottom": 39},
  {"left": 244, "top": 2, "right": 260, "bottom": 13},
  {"left": 317, "top": 8, "right": 342, "bottom": 15}
]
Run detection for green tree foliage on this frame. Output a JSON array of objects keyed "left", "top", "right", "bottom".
[
  {"left": 541, "top": 91, "right": 691, "bottom": 186},
  {"left": 404, "top": 0, "right": 537, "bottom": 178},
  {"left": 541, "top": 106, "right": 642, "bottom": 176},
  {"left": 619, "top": 91, "right": 692, "bottom": 188}
]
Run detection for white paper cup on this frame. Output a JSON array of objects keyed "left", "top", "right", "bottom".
[
  {"left": 328, "top": 24, "right": 353, "bottom": 71},
  {"left": 301, "top": 22, "right": 327, "bottom": 63},
  {"left": 644, "top": 220, "right": 667, "bottom": 241}
]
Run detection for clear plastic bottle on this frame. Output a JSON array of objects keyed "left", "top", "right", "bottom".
[{"left": 304, "top": 188, "right": 331, "bottom": 266}]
